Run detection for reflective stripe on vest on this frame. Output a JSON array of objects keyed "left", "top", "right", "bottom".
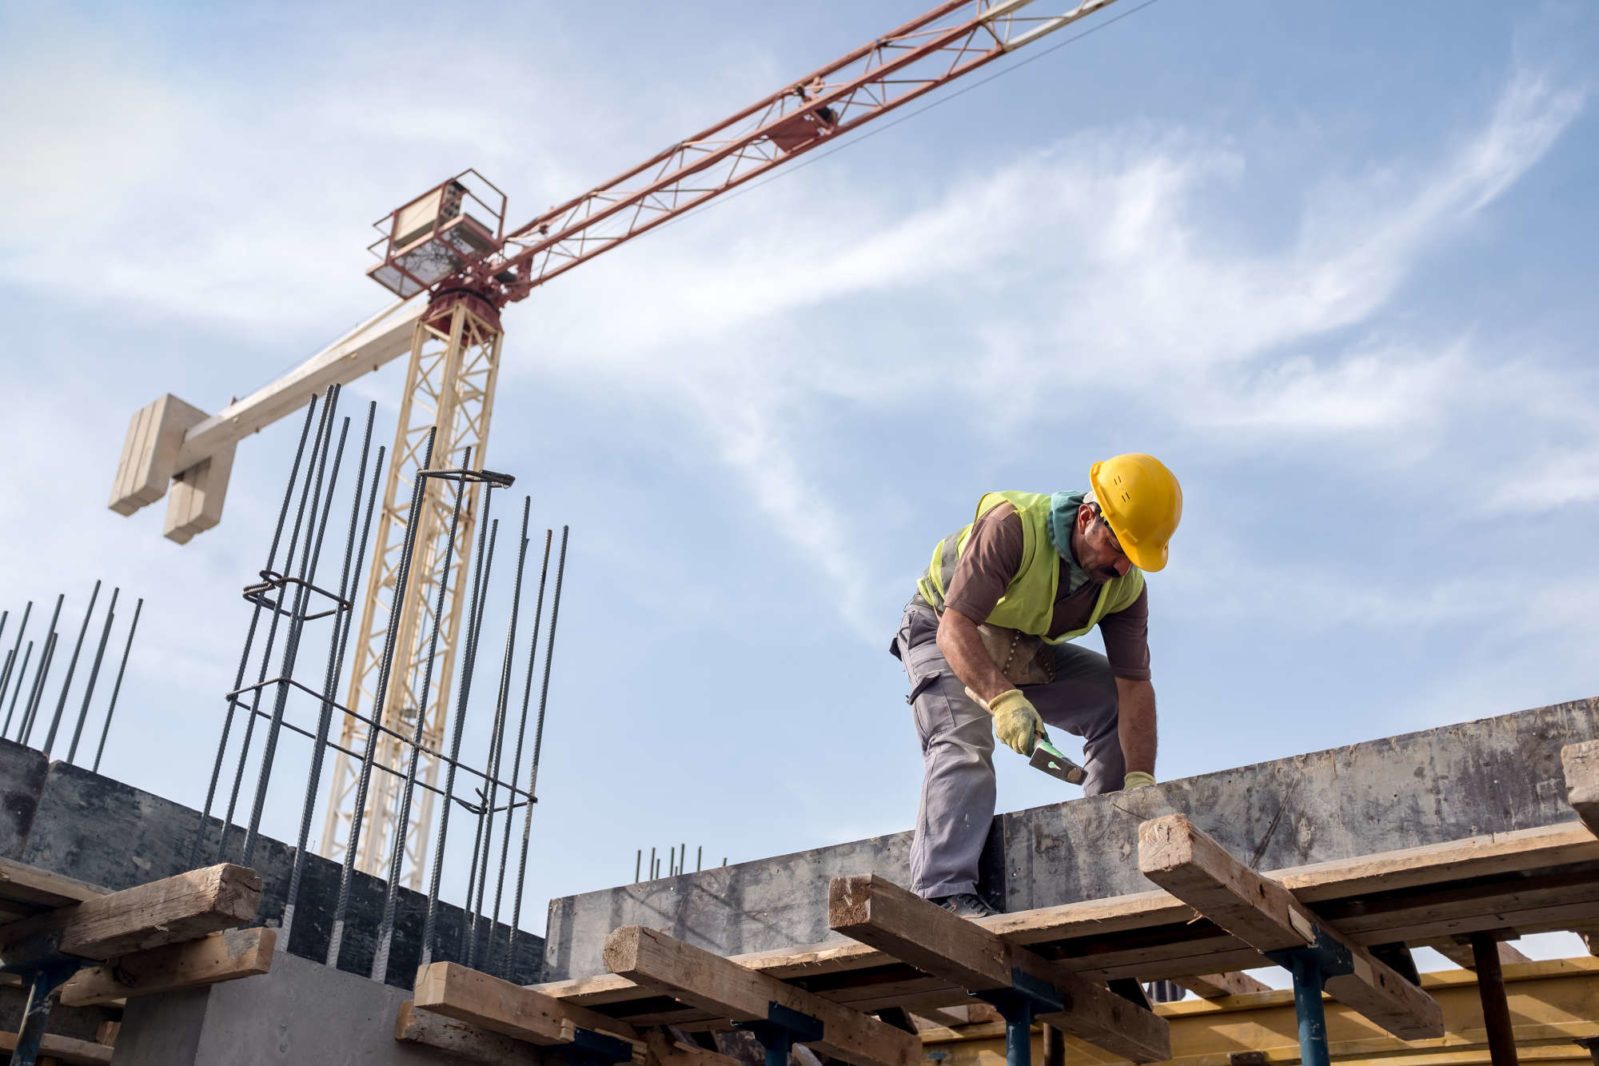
[{"left": 917, "top": 490, "right": 1144, "bottom": 643}]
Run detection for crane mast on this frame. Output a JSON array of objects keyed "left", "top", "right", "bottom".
[
  {"left": 318, "top": 294, "right": 505, "bottom": 883},
  {"left": 110, "top": 0, "right": 1121, "bottom": 886}
]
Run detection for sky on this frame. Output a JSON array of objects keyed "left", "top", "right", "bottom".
[{"left": 0, "top": 0, "right": 1596, "bottom": 972}]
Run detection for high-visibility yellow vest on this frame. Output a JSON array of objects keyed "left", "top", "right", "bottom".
[{"left": 916, "top": 491, "right": 1145, "bottom": 643}]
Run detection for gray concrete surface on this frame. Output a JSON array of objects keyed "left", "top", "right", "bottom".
[
  {"left": 114, "top": 950, "right": 451, "bottom": 1065},
  {"left": 0, "top": 744, "right": 543, "bottom": 988},
  {"left": 543, "top": 697, "right": 1599, "bottom": 979}
]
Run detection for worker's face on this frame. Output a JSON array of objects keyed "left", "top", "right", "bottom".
[{"left": 1074, "top": 504, "right": 1133, "bottom": 582}]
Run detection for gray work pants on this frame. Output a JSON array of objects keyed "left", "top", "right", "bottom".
[{"left": 893, "top": 599, "right": 1125, "bottom": 900}]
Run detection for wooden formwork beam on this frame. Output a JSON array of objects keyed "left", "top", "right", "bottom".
[
  {"left": 0, "top": 864, "right": 260, "bottom": 962},
  {"left": 827, "top": 874, "right": 1170, "bottom": 1063},
  {"left": 532, "top": 821, "right": 1599, "bottom": 1029},
  {"left": 923, "top": 959, "right": 1599, "bottom": 1066},
  {"left": 0, "top": 858, "right": 104, "bottom": 911},
  {"left": 1426, "top": 937, "right": 1533, "bottom": 971},
  {"left": 59, "top": 927, "right": 275, "bottom": 1007},
  {"left": 1139, "top": 814, "right": 1444, "bottom": 1041},
  {"left": 640, "top": 1028, "right": 741, "bottom": 1066},
  {"left": 603, "top": 925, "right": 921, "bottom": 1066},
  {"left": 1176, "top": 971, "right": 1272, "bottom": 999},
  {"left": 395, "top": 1001, "right": 542, "bottom": 1064},
  {"left": 414, "top": 962, "right": 639, "bottom": 1047}
]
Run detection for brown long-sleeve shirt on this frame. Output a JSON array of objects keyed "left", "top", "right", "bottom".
[{"left": 942, "top": 502, "right": 1152, "bottom": 681}]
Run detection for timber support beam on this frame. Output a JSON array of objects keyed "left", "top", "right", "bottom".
[
  {"left": 603, "top": 925, "right": 920, "bottom": 1066},
  {"left": 59, "top": 927, "right": 275, "bottom": 1007},
  {"left": 827, "top": 874, "right": 1170, "bottom": 1064},
  {"left": 1138, "top": 814, "right": 1444, "bottom": 1046},
  {"left": 414, "top": 961, "right": 638, "bottom": 1051},
  {"left": 1177, "top": 971, "right": 1271, "bottom": 999}
]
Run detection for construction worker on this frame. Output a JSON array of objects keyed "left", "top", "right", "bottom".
[{"left": 892, "top": 454, "right": 1182, "bottom": 917}]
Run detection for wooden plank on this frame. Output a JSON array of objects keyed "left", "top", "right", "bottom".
[
  {"left": 911, "top": 1005, "right": 980, "bottom": 1030},
  {"left": 925, "top": 958, "right": 1599, "bottom": 1066},
  {"left": 1139, "top": 814, "right": 1445, "bottom": 1041},
  {"left": 395, "top": 1001, "right": 541, "bottom": 1064},
  {"left": 59, "top": 927, "right": 275, "bottom": 1007},
  {"left": 1425, "top": 937, "right": 1532, "bottom": 971},
  {"left": 0, "top": 857, "right": 105, "bottom": 911},
  {"left": 0, "top": 1031, "right": 112, "bottom": 1066},
  {"left": 1176, "top": 971, "right": 1272, "bottom": 999},
  {"left": 415, "top": 962, "right": 638, "bottom": 1047},
  {"left": 1563, "top": 741, "right": 1599, "bottom": 835},
  {"left": 542, "top": 882, "right": 1599, "bottom": 1030},
  {"left": 536, "top": 822, "right": 1599, "bottom": 1026},
  {"left": 641, "top": 1028, "right": 740, "bottom": 1066},
  {"left": 828, "top": 875, "right": 1169, "bottom": 1063},
  {"left": 0, "top": 863, "right": 260, "bottom": 961},
  {"left": 603, "top": 925, "right": 919, "bottom": 1066}
]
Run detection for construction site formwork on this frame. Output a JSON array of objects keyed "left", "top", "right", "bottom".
[{"left": 1, "top": 697, "right": 1595, "bottom": 1063}]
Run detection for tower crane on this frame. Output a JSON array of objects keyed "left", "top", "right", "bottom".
[{"left": 109, "top": 0, "right": 1123, "bottom": 887}]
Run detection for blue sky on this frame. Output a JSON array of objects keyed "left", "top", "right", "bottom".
[{"left": 1, "top": 0, "right": 1596, "bottom": 964}]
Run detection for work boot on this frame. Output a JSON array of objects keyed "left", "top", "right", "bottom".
[{"left": 931, "top": 892, "right": 998, "bottom": 919}]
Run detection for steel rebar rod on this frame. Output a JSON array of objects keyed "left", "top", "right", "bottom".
[
  {"left": 20, "top": 632, "right": 59, "bottom": 746},
  {"left": 43, "top": 580, "right": 102, "bottom": 755},
  {"left": 0, "top": 600, "right": 29, "bottom": 711},
  {"left": 505, "top": 524, "right": 570, "bottom": 970},
  {"left": 192, "top": 398, "right": 320, "bottom": 864},
  {"left": 458, "top": 514, "right": 509, "bottom": 965},
  {"left": 229, "top": 674, "right": 533, "bottom": 804},
  {"left": 420, "top": 491, "right": 507, "bottom": 969},
  {"left": 66, "top": 588, "right": 119, "bottom": 764},
  {"left": 92, "top": 598, "right": 142, "bottom": 774},
  {"left": 326, "top": 426, "right": 435, "bottom": 969},
  {"left": 0, "top": 649, "right": 11, "bottom": 717},
  {"left": 488, "top": 514, "right": 546, "bottom": 974},
  {"left": 475, "top": 503, "right": 534, "bottom": 971},
  {"left": 281, "top": 406, "right": 380, "bottom": 947},
  {"left": 242, "top": 412, "right": 351, "bottom": 865},
  {"left": 232, "top": 700, "right": 527, "bottom": 806},
  {"left": 4, "top": 642, "right": 34, "bottom": 738},
  {"left": 219, "top": 387, "right": 339, "bottom": 861},
  {"left": 20, "top": 594, "right": 65, "bottom": 744},
  {"left": 370, "top": 451, "right": 477, "bottom": 984},
  {"left": 464, "top": 509, "right": 530, "bottom": 971}
]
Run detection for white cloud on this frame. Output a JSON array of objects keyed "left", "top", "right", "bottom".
[{"left": 514, "top": 63, "right": 1588, "bottom": 636}]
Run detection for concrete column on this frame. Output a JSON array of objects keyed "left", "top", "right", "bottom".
[{"left": 113, "top": 952, "right": 453, "bottom": 1065}]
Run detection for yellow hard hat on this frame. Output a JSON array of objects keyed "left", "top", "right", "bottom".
[{"left": 1089, "top": 453, "right": 1182, "bottom": 572}]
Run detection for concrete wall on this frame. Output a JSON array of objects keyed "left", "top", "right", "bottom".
[
  {"left": 0, "top": 745, "right": 543, "bottom": 988},
  {"left": 543, "top": 697, "right": 1599, "bottom": 980},
  {"left": 114, "top": 950, "right": 452, "bottom": 1065}
]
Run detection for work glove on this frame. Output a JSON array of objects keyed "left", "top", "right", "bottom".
[
  {"left": 1122, "top": 771, "right": 1156, "bottom": 790},
  {"left": 987, "top": 689, "right": 1045, "bottom": 756}
]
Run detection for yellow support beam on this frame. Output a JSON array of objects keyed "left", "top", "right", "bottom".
[{"left": 922, "top": 959, "right": 1599, "bottom": 1066}]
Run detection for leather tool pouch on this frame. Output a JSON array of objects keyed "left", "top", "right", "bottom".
[{"left": 976, "top": 624, "right": 1055, "bottom": 686}]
